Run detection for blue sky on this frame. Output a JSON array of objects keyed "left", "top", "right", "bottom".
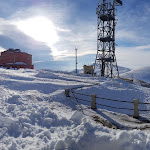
[{"left": 0, "top": 0, "right": 150, "bottom": 71}]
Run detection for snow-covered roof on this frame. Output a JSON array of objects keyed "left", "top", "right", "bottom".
[
  {"left": 15, "top": 62, "right": 27, "bottom": 65},
  {"left": 6, "top": 62, "right": 27, "bottom": 65}
]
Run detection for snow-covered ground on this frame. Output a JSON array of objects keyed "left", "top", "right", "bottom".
[{"left": 0, "top": 68, "right": 150, "bottom": 150}]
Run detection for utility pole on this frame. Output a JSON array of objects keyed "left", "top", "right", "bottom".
[{"left": 75, "top": 47, "right": 78, "bottom": 74}]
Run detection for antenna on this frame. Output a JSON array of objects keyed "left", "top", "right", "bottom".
[
  {"left": 75, "top": 47, "right": 78, "bottom": 74},
  {"left": 94, "top": 0, "right": 122, "bottom": 78}
]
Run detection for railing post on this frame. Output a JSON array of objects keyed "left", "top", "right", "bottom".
[
  {"left": 65, "top": 89, "right": 70, "bottom": 97},
  {"left": 133, "top": 99, "right": 139, "bottom": 118},
  {"left": 91, "top": 94, "right": 96, "bottom": 110}
]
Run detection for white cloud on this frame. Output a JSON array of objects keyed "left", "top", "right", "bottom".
[
  {"left": 0, "top": 17, "right": 52, "bottom": 58},
  {"left": 13, "top": 16, "right": 59, "bottom": 45},
  {"left": 53, "top": 22, "right": 97, "bottom": 60},
  {"left": 116, "top": 45, "right": 150, "bottom": 69},
  {"left": 5, "top": 3, "right": 74, "bottom": 60},
  {"left": 8, "top": 3, "right": 97, "bottom": 60},
  {"left": 0, "top": 46, "right": 6, "bottom": 53},
  {"left": 12, "top": 16, "right": 61, "bottom": 58},
  {"left": 56, "top": 27, "right": 71, "bottom": 32},
  {"left": 0, "top": 2, "right": 107, "bottom": 62},
  {"left": 116, "top": 30, "right": 138, "bottom": 42},
  {"left": 136, "top": 45, "right": 150, "bottom": 50}
]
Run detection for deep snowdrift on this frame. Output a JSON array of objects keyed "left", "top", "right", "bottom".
[{"left": 0, "top": 68, "right": 150, "bottom": 150}]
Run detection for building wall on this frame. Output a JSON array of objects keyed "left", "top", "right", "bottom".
[
  {"left": 83, "top": 65, "right": 93, "bottom": 74},
  {"left": 0, "top": 49, "right": 34, "bottom": 69}
]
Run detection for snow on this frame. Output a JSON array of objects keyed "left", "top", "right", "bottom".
[
  {"left": 121, "top": 66, "right": 150, "bottom": 83},
  {"left": 15, "top": 62, "right": 27, "bottom": 65},
  {"left": 70, "top": 111, "right": 84, "bottom": 125},
  {"left": 118, "top": 66, "right": 131, "bottom": 74},
  {"left": 0, "top": 67, "right": 150, "bottom": 149}
]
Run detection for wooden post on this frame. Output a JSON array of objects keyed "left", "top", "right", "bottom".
[
  {"left": 133, "top": 99, "right": 139, "bottom": 118},
  {"left": 91, "top": 94, "right": 96, "bottom": 110},
  {"left": 65, "top": 89, "right": 70, "bottom": 97}
]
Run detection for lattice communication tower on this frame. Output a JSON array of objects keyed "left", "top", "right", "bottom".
[{"left": 94, "top": 0, "right": 122, "bottom": 78}]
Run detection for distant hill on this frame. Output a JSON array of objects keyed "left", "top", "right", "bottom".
[
  {"left": 118, "top": 66, "right": 131, "bottom": 74},
  {"left": 121, "top": 66, "right": 150, "bottom": 83},
  {"left": 93, "top": 66, "right": 131, "bottom": 75}
]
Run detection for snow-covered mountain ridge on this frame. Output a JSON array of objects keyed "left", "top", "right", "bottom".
[{"left": 121, "top": 66, "right": 150, "bottom": 84}]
